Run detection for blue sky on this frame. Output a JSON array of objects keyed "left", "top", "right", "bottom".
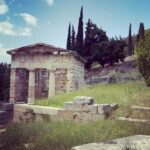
[{"left": 0, "top": 0, "right": 150, "bottom": 62}]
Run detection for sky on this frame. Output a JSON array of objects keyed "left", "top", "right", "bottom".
[{"left": 0, "top": 0, "right": 150, "bottom": 63}]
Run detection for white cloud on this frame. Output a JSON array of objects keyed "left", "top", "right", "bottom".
[
  {"left": 18, "top": 27, "right": 32, "bottom": 37},
  {"left": 0, "top": 0, "right": 8, "bottom": 15},
  {"left": 19, "top": 13, "right": 38, "bottom": 26},
  {"left": 45, "top": 0, "right": 54, "bottom": 6},
  {"left": 0, "top": 21, "right": 32, "bottom": 37},
  {"left": 0, "top": 21, "right": 16, "bottom": 35}
]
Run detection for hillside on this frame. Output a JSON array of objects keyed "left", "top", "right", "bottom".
[{"left": 85, "top": 55, "right": 143, "bottom": 84}]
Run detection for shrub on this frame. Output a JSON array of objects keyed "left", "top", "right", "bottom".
[{"left": 136, "top": 29, "right": 150, "bottom": 86}]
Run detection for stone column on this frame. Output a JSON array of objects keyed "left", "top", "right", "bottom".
[
  {"left": 28, "top": 69, "right": 35, "bottom": 104},
  {"left": 48, "top": 69, "right": 56, "bottom": 98},
  {"left": 10, "top": 68, "right": 17, "bottom": 103}
]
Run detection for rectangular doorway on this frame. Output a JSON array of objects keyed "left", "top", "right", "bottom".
[
  {"left": 35, "top": 68, "right": 49, "bottom": 99},
  {"left": 16, "top": 68, "right": 29, "bottom": 103}
]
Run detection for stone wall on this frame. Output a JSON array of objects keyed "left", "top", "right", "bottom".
[
  {"left": 55, "top": 69, "right": 67, "bottom": 95},
  {"left": 85, "top": 56, "right": 143, "bottom": 85},
  {"left": 68, "top": 57, "right": 85, "bottom": 92},
  {"left": 13, "top": 96, "right": 118, "bottom": 123}
]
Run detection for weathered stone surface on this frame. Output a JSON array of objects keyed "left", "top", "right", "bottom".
[
  {"left": 131, "top": 106, "right": 150, "bottom": 112},
  {"left": 73, "top": 96, "right": 95, "bottom": 105},
  {"left": 0, "top": 111, "right": 9, "bottom": 119},
  {"left": 118, "top": 117, "right": 149, "bottom": 123},
  {"left": 110, "top": 104, "right": 119, "bottom": 111},
  {"left": 85, "top": 55, "right": 143, "bottom": 85},
  {"left": 8, "top": 43, "right": 85, "bottom": 103},
  {"left": 97, "top": 104, "right": 111, "bottom": 115},
  {"left": 85, "top": 104, "right": 98, "bottom": 114},
  {"left": 12, "top": 97, "right": 118, "bottom": 123},
  {"left": 64, "top": 102, "right": 76, "bottom": 111},
  {"left": 72, "top": 135, "right": 150, "bottom": 150},
  {"left": 2, "top": 103, "right": 14, "bottom": 111},
  {"left": 57, "top": 109, "right": 74, "bottom": 120}
]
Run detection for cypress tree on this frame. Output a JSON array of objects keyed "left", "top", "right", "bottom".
[
  {"left": 84, "top": 19, "right": 92, "bottom": 57},
  {"left": 66, "top": 23, "right": 71, "bottom": 50},
  {"left": 140, "top": 22, "right": 145, "bottom": 40},
  {"left": 137, "top": 22, "right": 145, "bottom": 42},
  {"left": 71, "top": 25, "right": 76, "bottom": 51},
  {"left": 76, "top": 6, "right": 84, "bottom": 56},
  {"left": 128, "top": 23, "right": 134, "bottom": 56}
]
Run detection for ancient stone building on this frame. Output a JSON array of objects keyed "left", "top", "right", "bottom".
[{"left": 7, "top": 43, "right": 85, "bottom": 104}]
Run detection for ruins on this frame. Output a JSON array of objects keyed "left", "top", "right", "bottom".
[{"left": 7, "top": 43, "right": 85, "bottom": 103}]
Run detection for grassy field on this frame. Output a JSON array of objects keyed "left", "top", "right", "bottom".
[
  {"left": 34, "top": 81, "right": 150, "bottom": 108},
  {"left": 1, "top": 81, "right": 150, "bottom": 150},
  {"left": 1, "top": 120, "right": 150, "bottom": 150}
]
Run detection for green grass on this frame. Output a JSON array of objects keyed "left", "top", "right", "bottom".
[
  {"left": 1, "top": 120, "right": 150, "bottom": 150},
  {"left": 1, "top": 81, "right": 150, "bottom": 150},
  {"left": 34, "top": 81, "right": 150, "bottom": 108}
]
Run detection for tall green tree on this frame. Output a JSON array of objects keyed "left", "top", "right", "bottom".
[
  {"left": 76, "top": 6, "right": 84, "bottom": 56},
  {"left": 0, "top": 63, "right": 10, "bottom": 101},
  {"left": 137, "top": 22, "right": 145, "bottom": 42},
  {"left": 66, "top": 23, "right": 71, "bottom": 50},
  {"left": 136, "top": 29, "right": 150, "bottom": 86},
  {"left": 71, "top": 25, "right": 76, "bottom": 51},
  {"left": 84, "top": 19, "right": 108, "bottom": 57},
  {"left": 84, "top": 19, "right": 92, "bottom": 57},
  {"left": 128, "top": 23, "right": 134, "bottom": 56}
]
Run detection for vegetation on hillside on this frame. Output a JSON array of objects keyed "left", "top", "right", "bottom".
[
  {"left": 136, "top": 28, "right": 150, "bottom": 86},
  {"left": 66, "top": 7, "right": 127, "bottom": 69},
  {"left": 0, "top": 63, "right": 10, "bottom": 102},
  {"left": 34, "top": 81, "right": 149, "bottom": 109},
  {"left": 128, "top": 23, "right": 134, "bottom": 56}
]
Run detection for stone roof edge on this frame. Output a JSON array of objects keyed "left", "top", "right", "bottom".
[
  {"left": 59, "top": 51, "right": 86, "bottom": 63},
  {"left": 6, "top": 43, "right": 86, "bottom": 63},
  {"left": 6, "top": 43, "right": 66, "bottom": 55}
]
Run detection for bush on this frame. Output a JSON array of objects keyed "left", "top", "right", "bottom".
[{"left": 136, "top": 30, "right": 150, "bottom": 86}]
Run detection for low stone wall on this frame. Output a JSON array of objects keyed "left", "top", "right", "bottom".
[
  {"left": 13, "top": 96, "right": 118, "bottom": 123},
  {"left": 13, "top": 104, "right": 63, "bottom": 123},
  {"left": 0, "top": 103, "right": 14, "bottom": 125},
  {"left": 85, "top": 56, "right": 144, "bottom": 85}
]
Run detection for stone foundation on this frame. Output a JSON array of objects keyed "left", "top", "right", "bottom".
[{"left": 12, "top": 96, "right": 118, "bottom": 123}]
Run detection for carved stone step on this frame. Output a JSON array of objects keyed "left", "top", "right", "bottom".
[
  {"left": 118, "top": 117, "right": 149, "bottom": 123},
  {"left": 131, "top": 106, "right": 150, "bottom": 112}
]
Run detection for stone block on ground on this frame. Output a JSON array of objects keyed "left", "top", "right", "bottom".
[
  {"left": 82, "top": 104, "right": 98, "bottom": 114},
  {"left": 0, "top": 119, "right": 8, "bottom": 125},
  {"left": 41, "top": 107, "right": 62, "bottom": 115},
  {"left": 2, "top": 103, "right": 14, "bottom": 111},
  {"left": 97, "top": 104, "right": 111, "bottom": 115},
  {"left": 57, "top": 109, "right": 74, "bottom": 120},
  {"left": 72, "top": 135, "right": 150, "bottom": 150},
  {"left": 0, "top": 111, "right": 9, "bottom": 119},
  {"left": 73, "top": 96, "right": 95, "bottom": 105},
  {"left": 118, "top": 117, "right": 149, "bottom": 123},
  {"left": 64, "top": 102, "right": 76, "bottom": 111},
  {"left": 110, "top": 104, "right": 119, "bottom": 111},
  {"left": 92, "top": 114, "right": 104, "bottom": 120}
]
